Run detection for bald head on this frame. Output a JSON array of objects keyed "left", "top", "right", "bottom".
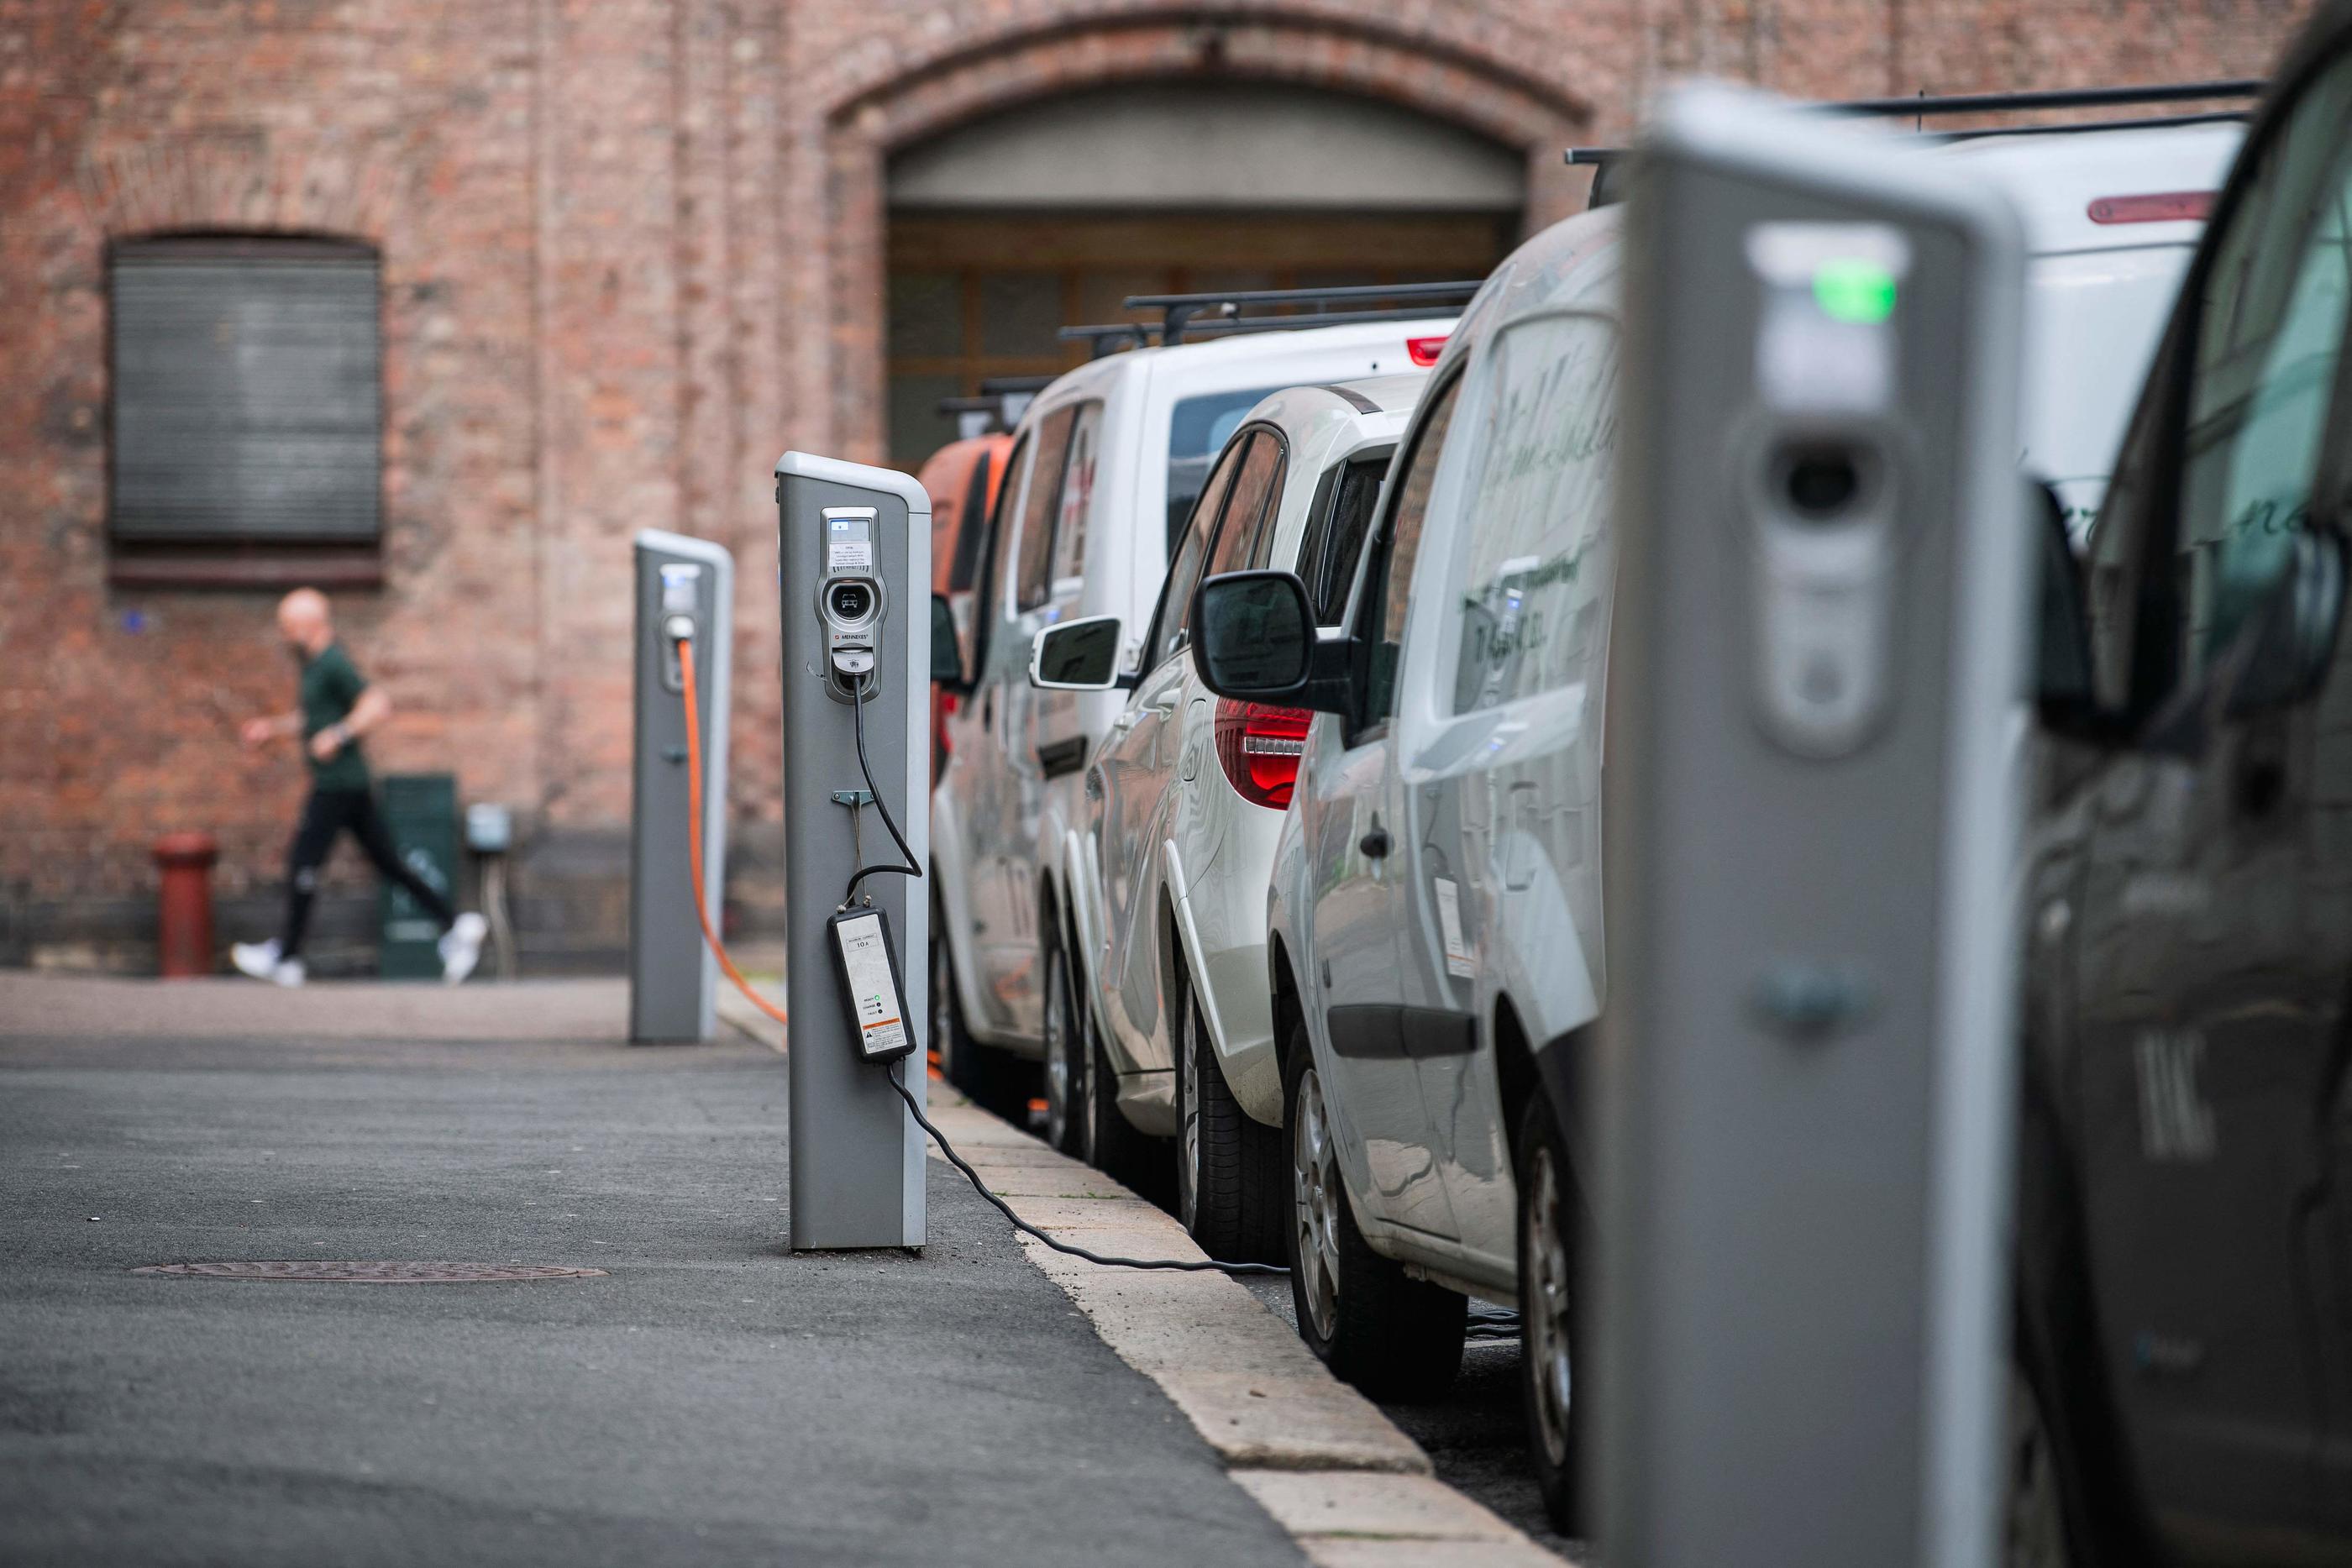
[{"left": 276, "top": 589, "right": 333, "bottom": 654}]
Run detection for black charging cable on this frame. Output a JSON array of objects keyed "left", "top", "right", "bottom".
[
  {"left": 843, "top": 674, "right": 922, "bottom": 906},
  {"left": 888, "top": 1061, "right": 1290, "bottom": 1277},
  {"left": 833, "top": 667, "right": 1281, "bottom": 1277}
]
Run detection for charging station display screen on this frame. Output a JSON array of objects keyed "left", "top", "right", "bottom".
[
  {"left": 832, "top": 910, "right": 911, "bottom": 1062},
  {"left": 825, "top": 510, "right": 875, "bottom": 577}
]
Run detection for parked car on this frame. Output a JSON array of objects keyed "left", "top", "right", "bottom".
[
  {"left": 2011, "top": 8, "right": 2352, "bottom": 1560},
  {"left": 927, "top": 300, "right": 1462, "bottom": 1115},
  {"left": 918, "top": 431, "right": 1012, "bottom": 788},
  {"left": 1189, "top": 102, "right": 2250, "bottom": 1534},
  {"left": 1026, "top": 375, "right": 1427, "bottom": 1255},
  {"left": 1196, "top": 209, "right": 1627, "bottom": 1523}
]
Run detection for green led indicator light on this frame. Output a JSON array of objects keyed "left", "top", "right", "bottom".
[{"left": 1813, "top": 259, "right": 1898, "bottom": 324}]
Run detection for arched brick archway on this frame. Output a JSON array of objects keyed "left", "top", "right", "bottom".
[{"left": 811, "top": 10, "right": 1595, "bottom": 464}]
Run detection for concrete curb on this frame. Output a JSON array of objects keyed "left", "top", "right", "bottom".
[{"left": 921, "top": 1094, "right": 1564, "bottom": 1564}]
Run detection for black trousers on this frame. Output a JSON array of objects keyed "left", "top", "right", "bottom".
[{"left": 277, "top": 786, "right": 455, "bottom": 959}]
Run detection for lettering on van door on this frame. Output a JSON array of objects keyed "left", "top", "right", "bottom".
[{"left": 2135, "top": 1028, "right": 2218, "bottom": 1162}]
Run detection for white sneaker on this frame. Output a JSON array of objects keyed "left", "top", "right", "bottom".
[
  {"left": 439, "top": 912, "right": 488, "bottom": 986},
  {"left": 231, "top": 940, "right": 281, "bottom": 980},
  {"left": 232, "top": 941, "right": 306, "bottom": 987}
]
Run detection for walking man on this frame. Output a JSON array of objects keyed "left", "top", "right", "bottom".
[{"left": 231, "top": 589, "right": 486, "bottom": 987}]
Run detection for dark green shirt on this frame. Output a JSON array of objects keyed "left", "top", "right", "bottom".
[{"left": 300, "top": 642, "right": 371, "bottom": 792}]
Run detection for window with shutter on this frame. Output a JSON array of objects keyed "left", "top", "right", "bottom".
[{"left": 109, "top": 237, "right": 382, "bottom": 557}]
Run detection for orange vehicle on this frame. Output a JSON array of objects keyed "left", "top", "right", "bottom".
[{"left": 917, "top": 431, "right": 1012, "bottom": 783}]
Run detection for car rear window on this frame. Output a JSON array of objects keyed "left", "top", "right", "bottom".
[{"left": 1166, "top": 385, "right": 1283, "bottom": 560}]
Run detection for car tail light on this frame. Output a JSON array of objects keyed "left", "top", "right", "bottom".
[
  {"left": 1214, "top": 700, "right": 1312, "bottom": 810},
  {"left": 2087, "top": 191, "right": 2213, "bottom": 224},
  {"left": 1406, "top": 335, "right": 1448, "bottom": 368}
]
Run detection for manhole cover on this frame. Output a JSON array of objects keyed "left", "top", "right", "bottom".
[{"left": 131, "top": 1261, "right": 607, "bottom": 1283}]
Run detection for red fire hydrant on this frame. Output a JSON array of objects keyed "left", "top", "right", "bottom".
[{"left": 152, "top": 832, "right": 219, "bottom": 979}]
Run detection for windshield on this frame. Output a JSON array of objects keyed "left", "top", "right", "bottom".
[{"left": 1166, "top": 385, "right": 1284, "bottom": 560}]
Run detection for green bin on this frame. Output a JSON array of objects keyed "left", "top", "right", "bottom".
[{"left": 377, "top": 774, "right": 458, "bottom": 979}]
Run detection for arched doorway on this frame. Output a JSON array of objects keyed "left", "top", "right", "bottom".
[{"left": 884, "top": 79, "right": 1527, "bottom": 465}]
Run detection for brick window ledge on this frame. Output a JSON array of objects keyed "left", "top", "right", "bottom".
[{"left": 108, "top": 542, "right": 384, "bottom": 592}]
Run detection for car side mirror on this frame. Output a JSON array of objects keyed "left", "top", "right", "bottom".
[
  {"left": 2223, "top": 526, "right": 2347, "bottom": 716},
  {"left": 1192, "top": 571, "right": 1351, "bottom": 715},
  {"left": 1029, "top": 615, "right": 1125, "bottom": 690},
  {"left": 930, "top": 593, "right": 967, "bottom": 689}
]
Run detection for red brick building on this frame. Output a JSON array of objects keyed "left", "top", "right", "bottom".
[{"left": 0, "top": 0, "right": 2312, "bottom": 972}]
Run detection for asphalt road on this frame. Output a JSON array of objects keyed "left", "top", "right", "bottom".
[{"left": 0, "top": 1021, "right": 1305, "bottom": 1567}]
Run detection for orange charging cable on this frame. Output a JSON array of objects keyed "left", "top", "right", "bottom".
[{"left": 676, "top": 636, "right": 790, "bottom": 1036}]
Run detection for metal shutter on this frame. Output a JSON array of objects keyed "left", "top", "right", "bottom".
[{"left": 110, "top": 239, "right": 381, "bottom": 542}]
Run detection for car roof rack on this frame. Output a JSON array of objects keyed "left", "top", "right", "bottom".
[
  {"left": 1567, "top": 78, "right": 2265, "bottom": 209},
  {"left": 1053, "top": 281, "right": 1478, "bottom": 357}
]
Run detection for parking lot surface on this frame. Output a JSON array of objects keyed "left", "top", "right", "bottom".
[{"left": 0, "top": 978, "right": 1305, "bottom": 1566}]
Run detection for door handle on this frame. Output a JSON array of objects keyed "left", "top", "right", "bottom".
[{"left": 1360, "top": 815, "right": 1392, "bottom": 858}]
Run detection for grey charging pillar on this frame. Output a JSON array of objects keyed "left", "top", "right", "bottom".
[
  {"left": 1599, "top": 87, "right": 2027, "bottom": 1567},
  {"left": 630, "top": 530, "right": 733, "bottom": 1044},
  {"left": 776, "top": 452, "right": 929, "bottom": 1251}
]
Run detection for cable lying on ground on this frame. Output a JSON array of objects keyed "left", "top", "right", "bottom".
[{"left": 890, "top": 1062, "right": 1290, "bottom": 1277}]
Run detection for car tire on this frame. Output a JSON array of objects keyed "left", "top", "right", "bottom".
[
  {"left": 1174, "top": 964, "right": 1285, "bottom": 1263},
  {"left": 930, "top": 905, "right": 1030, "bottom": 1123},
  {"left": 1040, "top": 927, "right": 1088, "bottom": 1158},
  {"left": 1283, "top": 1022, "right": 1465, "bottom": 1401},
  {"left": 1515, "top": 1091, "right": 1586, "bottom": 1533}
]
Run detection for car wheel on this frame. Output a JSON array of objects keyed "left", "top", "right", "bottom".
[
  {"left": 1283, "top": 1022, "right": 1464, "bottom": 1401},
  {"left": 1174, "top": 965, "right": 1284, "bottom": 1262},
  {"left": 1516, "top": 1091, "right": 1585, "bottom": 1532},
  {"left": 1040, "top": 931, "right": 1088, "bottom": 1158},
  {"left": 2004, "top": 1350, "right": 2075, "bottom": 1568}
]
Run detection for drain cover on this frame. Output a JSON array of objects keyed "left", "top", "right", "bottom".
[{"left": 132, "top": 1261, "right": 607, "bottom": 1283}]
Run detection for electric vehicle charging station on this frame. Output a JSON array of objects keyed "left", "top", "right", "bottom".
[
  {"left": 630, "top": 529, "right": 733, "bottom": 1044},
  {"left": 775, "top": 452, "right": 930, "bottom": 1251},
  {"left": 1599, "top": 87, "right": 2027, "bottom": 1566}
]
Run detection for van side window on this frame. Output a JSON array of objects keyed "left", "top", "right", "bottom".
[
  {"left": 1015, "top": 406, "right": 1078, "bottom": 611},
  {"left": 2175, "top": 57, "right": 2352, "bottom": 679},
  {"left": 1450, "top": 315, "right": 1620, "bottom": 715},
  {"left": 1359, "top": 373, "right": 1466, "bottom": 727},
  {"left": 974, "top": 432, "right": 1029, "bottom": 670},
  {"left": 1295, "top": 451, "right": 1389, "bottom": 625},
  {"left": 1051, "top": 402, "right": 1102, "bottom": 589}
]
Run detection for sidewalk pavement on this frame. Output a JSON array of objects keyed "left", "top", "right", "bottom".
[{"left": 0, "top": 973, "right": 1567, "bottom": 1567}]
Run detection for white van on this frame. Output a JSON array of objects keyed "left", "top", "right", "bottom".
[
  {"left": 1192, "top": 116, "right": 2239, "bottom": 1530},
  {"left": 927, "top": 311, "right": 1459, "bottom": 1126}
]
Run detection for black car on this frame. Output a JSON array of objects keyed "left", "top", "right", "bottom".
[{"left": 2017, "top": 3, "right": 2352, "bottom": 1560}]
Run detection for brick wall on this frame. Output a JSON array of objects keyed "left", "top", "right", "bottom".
[{"left": 0, "top": 0, "right": 2314, "bottom": 973}]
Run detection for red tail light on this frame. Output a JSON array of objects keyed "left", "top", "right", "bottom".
[
  {"left": 2087, "top": 191, "right": 2213, "bottom": 224},
  {"left": 1214, "top": 700, "right": 1312, "bottom": 810},
  {"left": 933, "top": 691, "right": 956, "bottom": 768},
  {"left": 1406, "top": 335, "right": 1448, "bottom": 368}
]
